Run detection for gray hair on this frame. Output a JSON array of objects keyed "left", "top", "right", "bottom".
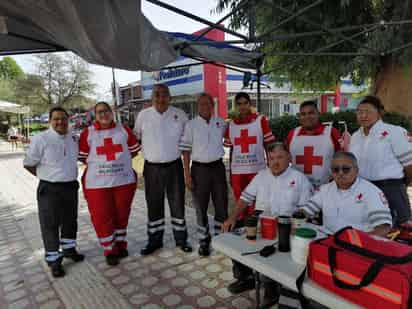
[
  {"left": 332, "top": 151, "right": 358, "bottom": 168},
  {"left": 152, "top": 83, "right": 170, "bottom": 97},
  {"left": 197, "top": 92, "right": 214, "bottom": 105}
]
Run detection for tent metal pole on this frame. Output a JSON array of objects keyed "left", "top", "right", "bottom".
[
  {"left": 193, "top": 0, "right": 251, "bottom": 42},
  {"left": 112, "top": 68, "right": 120, "bottom": 123},
  {"left": 263, "top": 0, "right": 379, "bottom": 55},
  {"left": 146, "top": 0, "right": 248, "bottom": 41},
  {"left": 258, "top": 0, "right": 325, "bottom": 39}
]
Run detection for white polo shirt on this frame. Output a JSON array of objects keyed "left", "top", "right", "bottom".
[
  {"left": 134, "top": 106, "right": 188, "bottom": 163},
  {"left": 349, "top": 120, "right": 412, "bottom": 180},
  {"left": 301, "top": 177, "right": 392, "bottom": 233},
  {"left": 179, "top": 115, "right": 226, "bottom": 163},
  {"left": 240, "top": 166, "right": 313, "bottom": 216},
  {"left": 23, "top": 128, "right": 78, "bottom": 182}
]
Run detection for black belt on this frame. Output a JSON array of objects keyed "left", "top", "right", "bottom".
[
  {"left": 371, "top": 178, "right": 406, "bottom": 186},
  {"left": 192, "top": 159, "right": 222, "bottom": 167},
  {"left": 39, "top": 179, "right": 78, "bottom": 186},
  {"left": 144, "top": 159, "right": 180, "bottom": 167}
]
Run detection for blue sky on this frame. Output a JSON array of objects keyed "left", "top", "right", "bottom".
[{"left": 5, "top": 0, "right": 230, "bottom": 101}]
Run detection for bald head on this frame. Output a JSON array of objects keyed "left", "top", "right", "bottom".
[{"left": 152, "top": 84, "right": 171, "bottom": 113}]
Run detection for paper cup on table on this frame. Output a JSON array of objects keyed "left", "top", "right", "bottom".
[
  {"left": 291, "top": 214, "right": 307, "bottom": 234},
  {"left": 260, "top": 216, "right": 278, "bottom": 240}
]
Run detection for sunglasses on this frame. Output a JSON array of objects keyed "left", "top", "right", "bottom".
[{"left": 331, "top": 165, "right": 353, "bottom": 174}]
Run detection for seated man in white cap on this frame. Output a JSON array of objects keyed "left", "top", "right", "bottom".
[{"left": 299, "top": 151, "right": 392, "bottom": 236}]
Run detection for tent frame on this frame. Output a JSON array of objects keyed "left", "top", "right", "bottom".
[
  {"left": 3, "top": 0, "right": 412, "bottom": 108},
  {"left": 144, "top": 0, "right": 412, "bottom": 108}
]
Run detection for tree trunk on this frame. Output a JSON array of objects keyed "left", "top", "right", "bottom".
[{"left": 373, "top": 58, "right": 412, "bottom": 119}]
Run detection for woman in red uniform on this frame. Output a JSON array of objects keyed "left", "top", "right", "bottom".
[{"left": 79, "top": 102, "right": 140, "bottom": 266}]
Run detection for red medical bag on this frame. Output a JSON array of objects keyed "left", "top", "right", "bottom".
[{"left": 307, "top": 227, "right": 412, "bottom": 309}]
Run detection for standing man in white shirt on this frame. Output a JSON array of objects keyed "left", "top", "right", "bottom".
[
  {"left": 23, "top": 107, "right": 84, "bottom": 278},
  {"left": 300, "top": 151, "right": 392, "bottom": 236},
  {"left": 349, "top": 96, "right": 412, "bottom": 225},
  {"left": 134, "top": 84, "right": 192, "bottom": 255},
  {"left": 179, "top": 93, "right": 228, "bottom": 257}
]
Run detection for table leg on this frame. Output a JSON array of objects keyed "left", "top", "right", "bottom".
[{"left": 254, "top": 271, "right": 261, "bottom": 309}]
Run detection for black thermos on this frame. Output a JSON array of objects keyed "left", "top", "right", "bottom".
[{"left": 278, "top": 216, "right": 291, "bottom": 252}]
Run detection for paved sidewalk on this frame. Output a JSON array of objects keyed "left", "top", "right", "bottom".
[{"left": 0, "top": 142, "right": 259, "bottom": 309}]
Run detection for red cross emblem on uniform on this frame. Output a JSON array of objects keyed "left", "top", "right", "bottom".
[
  {"left": 295, "top": 146, "right": 323, "bottom": 174},
  {"left": 381, "top": 131, "right": 389, "bottom": 139},
  {"left": 234, "top": 129, "right": 257, "bottom": 153},
  {"left": 96, "top": 137, "right": 123, "bottom": 161}
]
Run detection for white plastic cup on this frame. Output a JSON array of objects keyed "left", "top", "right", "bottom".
[{"left": 291, "top": 228, "right": 317, "bottom": 265}]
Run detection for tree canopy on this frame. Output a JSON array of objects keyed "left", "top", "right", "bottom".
[
  {"left": 0, "top": 56, "right": 24, "bottom": 80},
  {"left": 215, "top": 0, "right": 412, "bottom": 91}
]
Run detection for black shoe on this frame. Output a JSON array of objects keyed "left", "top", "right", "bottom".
[
  {"left": 49, "top": 260, "right": 65, "bottom": 278},
  {"left": 63, "top": 249, "right": 85, "bottom": 263},
  {"left": 227, "top": 279, "right": 255, "bottom": 294},
  {"left": 140, "top": 243, "right": 163, "bottom": 256},
  {"left": 106, "top": 254, "right": 119, "bottom": 266},
  {"left": 118, "top": 248, "right": 129, "bottom": 259},
  {"left": 198, "top": 244, "right": 210, "bottom": 257},
  {"left": 178, "top": 242, "right": 193, "bottom": 253}
]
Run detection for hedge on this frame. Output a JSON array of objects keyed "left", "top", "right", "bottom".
[{"left": 269, "top": 110, "right": 412, "bottom": 142}]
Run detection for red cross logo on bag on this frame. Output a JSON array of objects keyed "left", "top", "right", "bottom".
[
  {"left": 96, "top": 138, "right": 123, "bottom": 161},
  {"left": 295, "top": 146, "right": 323, "bottom": 174},
  {"left": 234, "top": 129, "right": 257, "bottom": 153}
]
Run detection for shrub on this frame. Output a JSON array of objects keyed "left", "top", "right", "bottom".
[{"left": 269, "top": 110, "right": 412, "bottom": 142}]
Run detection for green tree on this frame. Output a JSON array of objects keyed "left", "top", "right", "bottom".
[
  {"left": 35, "top": 53, "right": 95, "bottom": 106},
  {"left": 215, "top": 1, "right": 412, "bottom": 114},
  {"left": 0, "top": 56, "right": 24, "bottom": 80}
]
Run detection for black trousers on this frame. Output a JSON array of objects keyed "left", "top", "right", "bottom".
[
  {"left": 143, "top": 159, "right": 187, "bottom": 246},
  {"left": 372, "top": 178, "right": 411, "bottom": 225},
  {"left": 191, "top": 159, "right": 228, "bottom": 246},
  {"left": 37, "top": 180, "right": 79, "bottom": 263}
]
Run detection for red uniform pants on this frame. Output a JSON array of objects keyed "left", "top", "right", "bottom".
[
  {"left": 83, "top": 182, "right": 136, "bottom": 256},
  {"left": 230, "top": 173, "right": 257, "bottom": 220}
]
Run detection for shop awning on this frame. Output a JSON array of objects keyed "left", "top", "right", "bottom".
[{"left": 0, "top": 100, "right": 30, "bottom": 114}]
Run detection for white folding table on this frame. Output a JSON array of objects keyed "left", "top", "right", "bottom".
[{"left": 212, "top": 232, "right": 361, "bottom": 309}]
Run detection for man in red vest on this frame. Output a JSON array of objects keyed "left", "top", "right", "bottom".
[
  {"left": 286, "top": 100, "right": 341, "bottom": 190},
  {"left": 224, "top": 92, "right": 275, "bottom": 294}
]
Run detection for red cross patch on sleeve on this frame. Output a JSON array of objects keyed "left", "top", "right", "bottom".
[
  {"left": 379, "top": 192, "right": 388, "bottom": 205},
  {"left": 380, "top": 131, "right": 389, "bottom": 139},
  {"left": 405, "top": 131, "right": 412, "bottom": 143}
]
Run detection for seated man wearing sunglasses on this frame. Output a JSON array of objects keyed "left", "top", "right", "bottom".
[{"left": 299, "top": 151, "right": 392, "bottom": 237}]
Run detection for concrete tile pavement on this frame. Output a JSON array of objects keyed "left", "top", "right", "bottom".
[
  {"left": 0, "top": 142, "right": 259, "bottom": 309},
  {"left": 2, "top": 140, "right": 411, "bottom": 309}
]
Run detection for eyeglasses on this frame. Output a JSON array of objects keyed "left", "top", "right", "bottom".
[
  {"left": 331, "top": 165, "right": 353, "bottom": 174},
  {"left": 96, "top": 109, "right": 112, "bottom": 115}
]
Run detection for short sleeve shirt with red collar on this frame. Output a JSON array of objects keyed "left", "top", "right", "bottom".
[
  {"left": 285, "top": 123, "right": 341, "bottom": 152},
  {"left": 224, "top": 113, "right": 275, "bottom": 147}
]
